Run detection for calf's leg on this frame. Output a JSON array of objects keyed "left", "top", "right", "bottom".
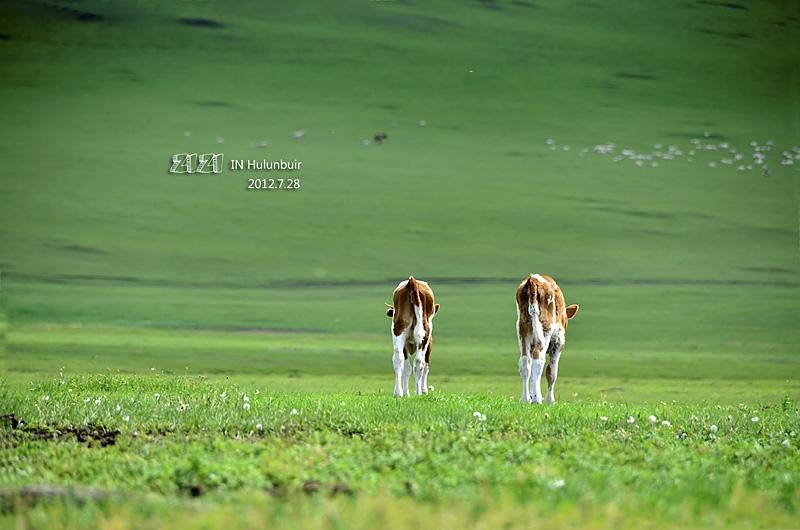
[
  {"left": 519, "top": 355, "right": 532, "bottom": 403},
  {"left": 518, "top": 320, "right": 532, "bottom": 403},
  {"left": 392, "top": 331, "right": 408, "bottom": 397},
  {"left": 546, "top": 332, "right": 564, "bottom": 404},
  {"left": 401, "top": 356, "right": 412, "bottom": 397}
]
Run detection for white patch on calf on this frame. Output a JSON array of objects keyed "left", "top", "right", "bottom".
[{"left": 412, "top": 302, "right": 425, "bottom": 345}]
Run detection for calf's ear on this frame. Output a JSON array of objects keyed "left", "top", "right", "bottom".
[
  {"left": 566, "top": 304, "right": 579, "bottom": 319},
  {"left": 434, "top": 303, "right": 441, "bottom": 315},
  {"left": 386, "top": 306, "right": 395, "bottom": 318}
]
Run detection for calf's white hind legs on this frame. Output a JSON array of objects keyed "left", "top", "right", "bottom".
[
  {"left": 401, "top": 358, "right": 412, "bottom": 397},
  {"left": 545, "top": 327, "right": 565, "bottom": 404},
  {"left": 392, "top": 332, "right": 407, "bottom": 397},
  {"left": 420, "top": 363, "right": 430, "bottom": 394},
  {"left": 530, "top": 357, "right": 545, "bottom": 404},
  {"left": 413, "top": 350, "right": 426, "bottom": 395},
  {"left": 546, "top": 349, "right": 562, "bottom": 404},
  {"left": 519, "top": 355, "right": 532, "bottom": 403}
]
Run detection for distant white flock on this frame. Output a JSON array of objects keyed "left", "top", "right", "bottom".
[
  {"left": 545, "top": 133, "right": 799, "bottom": 175},
  {"left": 181, "top": 125, "right": 799, "bottom": 172}
]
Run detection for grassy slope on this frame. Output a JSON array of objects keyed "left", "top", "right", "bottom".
[
  {"left": 0, "top": 1, "right": 799, "bottom": 527},
  {"left": 0, "top": 0, "right": 798, "bottom": 285}
]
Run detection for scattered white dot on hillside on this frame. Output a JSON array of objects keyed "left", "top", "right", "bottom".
[{"left": 216, "top": 136, "right": 224, "bottom": 144}]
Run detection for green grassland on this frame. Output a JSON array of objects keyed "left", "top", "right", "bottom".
[{"left": 0, "top": 0, "right": 799, "bottom": 527}]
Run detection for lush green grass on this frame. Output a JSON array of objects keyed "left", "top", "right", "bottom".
[
  {"left": 0, "top": 0, "right": 799, "bottom": 527},
  {"left": 1, "top": 376, "right": 799, "bottom": 529}
]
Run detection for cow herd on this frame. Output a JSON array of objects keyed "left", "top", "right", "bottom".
[{"left": 385, "top": 275, "right": 579, "bottom": 403}]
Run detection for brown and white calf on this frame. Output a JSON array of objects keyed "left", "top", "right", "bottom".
[
  {"left": 516, "top": 274, "right": 579, "bottom": 404},
  {"left": 385, "top": 276, "right": 440, "bottom": 397}
]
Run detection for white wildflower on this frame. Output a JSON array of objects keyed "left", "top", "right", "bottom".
[
  {"left": 648, "top": 415, "right": 657, "bottom": 424},
  {"left": 473, "top": 411, "right": 486, "bottom": 422},
  {"left": 243, "top": 395, "right": 250, "bottom": 402},
  {"left": 154, "top": 393, "right": 160, "bottom": 400},
  {"left": 661, "top": 420, "right": 671, "bottom": 427},
  {"left": 600, "top": 416, "right": 608, "bottom": 422},
  {"left": 42, "top": 395, "right": 50, "bottom": 402},
  {"left": 115, "top": 404, "right": 121, "bottom": 412},
  {"left": 290, "top": 408, "right": 299, "bottom": 416},
  {"left": 751, "top": 417, "right": 759, "bottom": 423},
  {"left": 627, "top": 416, "right": 635, "bottom": 424},
  {"left": 122, "top": 415, "right": 130, "bottom": 422},
  {"left": 94, "top": 398, "right": 102, "bottom": 406},
  {"left": 782, "top": 439, "right": 790, "bottom": 448},
  {"left": 243, "top": 403, "right": 251, "bottom": 411},
  {"left": 256, "top": 423, "right": 263, "bottom": 431},
  {"left": 549, "top": 479, "right": 565, "bottom": 489},
  {"left": 710, "top": 424, "right": 718, "bottom": 433}
]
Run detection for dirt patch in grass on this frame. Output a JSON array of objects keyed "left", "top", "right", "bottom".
[
  {"left": 614, "top": 72, "right": 656, "bottom": 81},
  {"left": 1, "top": 414, "right": 119, "bottom": 447},
  {"left": 179, "top": 17, "right": 224, "bottom": 29},
  {"left": 697, "top": 0, "right": 747, "bottom": 11}
]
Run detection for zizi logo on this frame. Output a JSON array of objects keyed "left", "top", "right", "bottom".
[{"left": 169, "top": 153, "right": 223, "bottom": 174}]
